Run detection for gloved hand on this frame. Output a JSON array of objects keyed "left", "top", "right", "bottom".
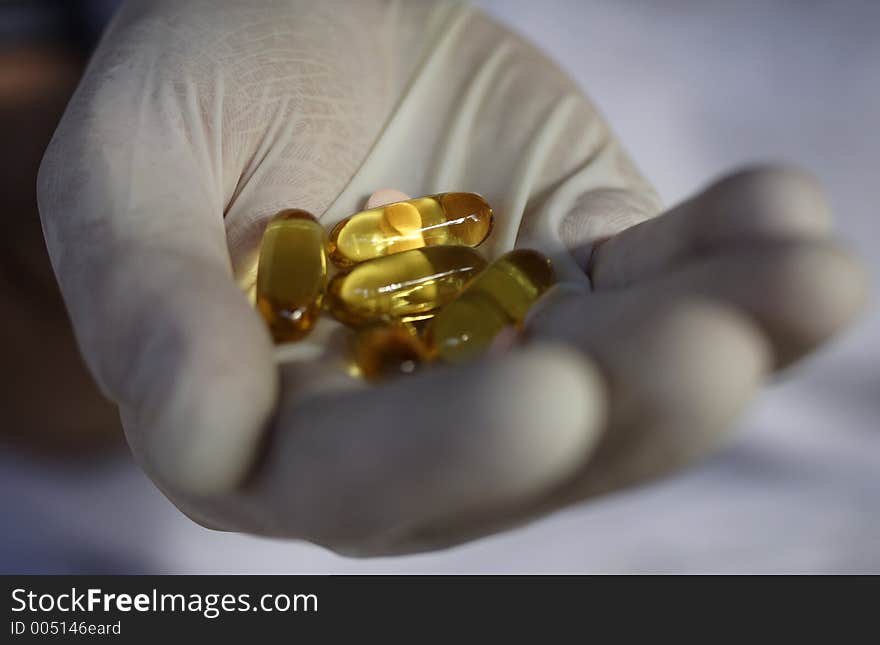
[{"left": 38, "top": 0, "right": 865, "bottom": 555}]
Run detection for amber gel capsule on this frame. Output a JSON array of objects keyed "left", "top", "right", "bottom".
[
  {"left": 426, "top": 249, "right": 556, "bottom": 363},
  {"left": 255, "top": 209, "right": 328, "bottom": 342},
  {"left": 328, "top": 192, "right": 494, "bottom": 267},
  {"left": 353, "top": 325, "right": 432, "bottom": 381},
  {"left": 325, "top": 246, "right": 487, "bottom": 326}
]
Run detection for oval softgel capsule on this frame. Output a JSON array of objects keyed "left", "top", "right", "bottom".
[
  {"left": 353, "top": 324, "right": 432, "bottom": 381},
  {"left": 426, "top": 249, "right": 556, "bottom": 363},
  {"left": 328, "top": 192, "right": 493, "bottom": 267},
  {"left": 325, "top": 246, "right": 488, "bottom": 326},
  {"left": 255, "top": 209, "right": 328, "bottom": 343}
]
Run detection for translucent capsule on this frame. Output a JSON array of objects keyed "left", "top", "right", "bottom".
[
  {"left": 255, "top": 209, "right": 328, "bottom": 343},
  {"left": 328, "top": 192, "right": 494, "bottom": 267},
  {"left": 353, "top": 325, "right": 432, "bottom": 381},
  {"left": 426, "top": 249, "right": 556, "bottom": 363},
  {"left": 325, "top": 246, "right": 488, "bottom": 326}
]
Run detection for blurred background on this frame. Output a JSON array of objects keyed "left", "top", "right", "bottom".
[{"left": 1, "top": 0, "right": 877, "bottom": 573}]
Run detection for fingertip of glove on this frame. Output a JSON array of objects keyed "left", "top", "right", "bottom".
[
  {"left": 138, "top": 340, "right": 280, "bottom": 497},
  {"left": 473, "top": 344, "right": 608, "bottom": 491}
]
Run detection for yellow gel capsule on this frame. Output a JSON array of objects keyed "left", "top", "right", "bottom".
[
  {"left": 426, "top": 249, "right": 556, "bottom": 363},
  {"left": 255, "top": 209, "right": 328, "bottom": 343},
  {"left": 353, "top": 325, "right": 432, "bottom": 381},
  {"left": 328, "top": 192, "right": 494, "bottom": 267},
  {"left": 325, "top": 246, "right": 488, "bottom": 326}
]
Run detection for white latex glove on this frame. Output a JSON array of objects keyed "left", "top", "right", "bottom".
[{"left": 38, "top": 0, "right": 866, "bottom": 555}]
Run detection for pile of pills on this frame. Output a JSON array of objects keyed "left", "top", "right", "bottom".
[{"left": 255, "top": 193, "right": 556, "bottom": 380}]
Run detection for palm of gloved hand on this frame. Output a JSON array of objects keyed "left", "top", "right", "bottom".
[{"left": 38, "top": 0, "right": 864, "bottom": 555}]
